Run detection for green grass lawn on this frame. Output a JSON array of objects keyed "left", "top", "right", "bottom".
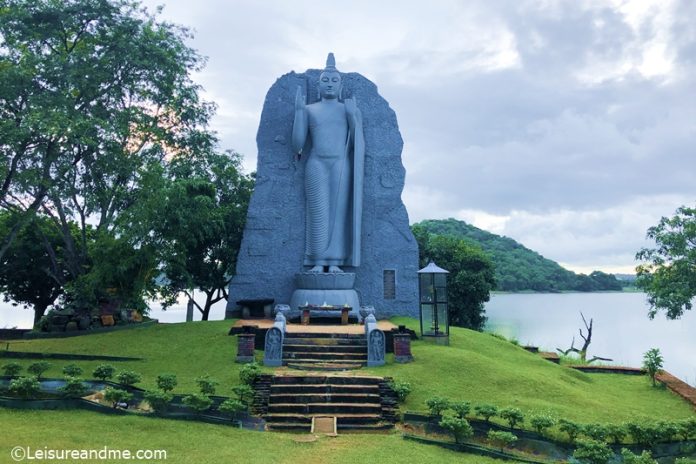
[{"left": 1, "top": 317, "right": 694, "bottom": 462}]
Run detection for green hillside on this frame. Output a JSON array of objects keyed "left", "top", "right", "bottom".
[
  {"left": 413, "top": 218, "right": 623, "bottom": 292},
  {"left": 1, "top": 319, "right": 693, "bottom": 463}
]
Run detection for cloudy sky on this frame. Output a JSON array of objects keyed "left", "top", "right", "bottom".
[{"left": 142, "top": 0, "right": 695, "bottom": 274}]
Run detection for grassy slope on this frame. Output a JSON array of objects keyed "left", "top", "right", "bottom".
[
  {"left": 1, "top": 409, "right": 502, "bottom": 464},
  {"left": 1, "top": 318, "right": 693, "bottom": 462}
]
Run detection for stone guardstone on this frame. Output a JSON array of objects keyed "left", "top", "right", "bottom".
[{"left": 226, "top": 61, "right": 418, "bottom": 319}]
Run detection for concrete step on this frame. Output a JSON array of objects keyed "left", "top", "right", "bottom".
[
  {"left": 283, "top": 351, "right": 367, "bottom": 361},
  {"left": 283, "top": 338, "right": 367, "bottom": 346},
  {"left": 283, "top": 343, "right": 366, "bottom": 352},
  {"left": 267, "top": 402, "right": 382, "bottom": 414},
  {"left": 264, "top": 412, "right": 382, "bottom": 425},
  {"left": 285, "top": 361, "right": 364, "bottom": 371},
  {"left": 270, "top": 384, "right": 380, "bottom": 395},
  {"left": 284, "top": 333, "right": 366, "bottom": 340},
  {"left": 268, "top": 393, "right": 381, "bottom": 404},
  {"left": 272, "top": 375, "right": 383, "bottom": 386}
]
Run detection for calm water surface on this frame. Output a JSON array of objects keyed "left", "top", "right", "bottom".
[{"left": 485, "top": 292, "right": 696, "bottom": 386}]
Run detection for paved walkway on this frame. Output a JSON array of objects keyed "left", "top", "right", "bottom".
[{"left": 231, "top": 319, "right": 397, "bottom": 334}]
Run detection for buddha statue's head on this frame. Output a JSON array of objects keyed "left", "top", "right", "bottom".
[{"left": 319, "top": 52, "right": 341, "bottom": 100}]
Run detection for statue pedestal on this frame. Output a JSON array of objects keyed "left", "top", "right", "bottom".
[{"left": 290, "top": 272, "right": 360, "bottom": 319}]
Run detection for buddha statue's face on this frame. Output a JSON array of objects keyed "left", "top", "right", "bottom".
[{"left": 319, "top": 71, "right": 341, "bottom": 100}]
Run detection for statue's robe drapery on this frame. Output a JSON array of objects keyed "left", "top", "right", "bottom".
[{"left": 303, "top": 106, "right": 364, "bottom": 267}]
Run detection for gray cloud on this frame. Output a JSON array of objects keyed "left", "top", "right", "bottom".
[{"left": 142, "top": 0, "right": 696, "bottom": 271}]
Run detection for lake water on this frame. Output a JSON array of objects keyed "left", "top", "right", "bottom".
[
  {"left": 485, "top": 292, "right": 696, "bottom": 387},
  {"left": 2, "top": 292, "right": 694, "bottom": 386}
]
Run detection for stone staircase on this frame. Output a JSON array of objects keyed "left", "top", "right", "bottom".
[
  {"left": 257, "top": 374, "right": 398, "bottom": 432},
  {"left": 282, "top": 332, "right": 367, "bottom": 370}
]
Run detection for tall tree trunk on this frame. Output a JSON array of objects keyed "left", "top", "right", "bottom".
[{"left": 33, "top": 303, "right": 49, "bottom": 328}]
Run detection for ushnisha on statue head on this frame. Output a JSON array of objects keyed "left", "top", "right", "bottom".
[{"left": 318, "top": 52, "right": 341, "bottom": 100}]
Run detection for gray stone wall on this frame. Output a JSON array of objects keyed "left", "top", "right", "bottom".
[{"left": 226, "top": 69, "right": 418, "bottom": 319}]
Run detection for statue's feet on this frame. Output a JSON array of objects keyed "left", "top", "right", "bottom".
[
  {"left": 328, "top": 265, "right": 343, "bottom": 273},
  {"left": 309, "top": 265, "right": 324, "bottom": 273}
]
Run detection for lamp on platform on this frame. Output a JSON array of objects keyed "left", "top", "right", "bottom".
[{"left": 418, "top": 261, "right": 450, "bottom": 345}]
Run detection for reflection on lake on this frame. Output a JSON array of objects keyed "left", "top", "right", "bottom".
[{"left": 485, "top": 292, "right": 696, "bottom": 387}]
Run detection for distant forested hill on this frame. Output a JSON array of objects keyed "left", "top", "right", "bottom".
[{"left": 413, "top": 218, "right": 623, "bottom": 292}]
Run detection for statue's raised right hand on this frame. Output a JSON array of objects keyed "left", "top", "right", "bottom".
[{"left": 295, "top": 86, "right": 305, "bottom": 111}]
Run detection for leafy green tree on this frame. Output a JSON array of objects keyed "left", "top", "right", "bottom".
[
  {"left": 572, "top": 439, "right": 613, "bottom": 464},
  {"left": 2, "top": 362, "right": 22, "bottom": 377},
  {"left": 62, "top": 364, "right": 83, "bottom": 378},
  {"left": 636, "top": 206, "right": 696, "bottom": 319},
  {"left": 182, "top": 393, "right": 212, "bottom": 413},
  {"left": 27, "top": 361, "right": 51, "bottom": 380},
  {"left": 115, "top": 370, "right": 141, "bottom": 387},
  {"left": 487, "top": 430, "right": 517, "bottom": 452},
  {"left": 9, "top": 376, "right": 41, "bottom": 399},
  {"left": 59, "top": 377, "right": 88, "bottom": 398},
  {"left": 92, "top": 364, "right": 115, "bottom": 382},
  {"left": 103, "top": 387, "right": 132, "bottom": 408},
  {"left": 195, "top": 374, "right": 218, "bottom": 396},
  {"left": 387, "top": 379, "right": 411, "bottom": 403},
  {"left": 605, "top": 423, "right": 627, "bottom": 444},
  {"left": 219, "top": 398, "right": 246, "bottom": 416},
  {"left": 620, "top": 449, "right": 658, "bottom": 464},
  {"left": 413, "top": 229, "right": 496, "bottom": 329},
  {"left": 156, "top": 374, "right": 178, "bottom": 393},
  {"left": 425, "top": 396, "right": 450, "bottom": 418},
  {"left": 450, "top": 401, "right": 471, "bottom": 420},
  {"left": 439, "top": 415, "right": 474, "bottom": 444},
  {"left": 559, "top": 419, "right": 582, "bottom": 442},
  {"left": 239, "top": 362, "right": 261, "bottom": 386},
  {"left": 232, "top": 384, "right": 255, "bottom": 408},
  {"left": 0, "top": 212, "right": 72, "bottom": 325},
  {"left": 642, "top": 348, "right": 663, "bottom": 387},
  {"left": 529, "top": 413, "right": 556, "bottom": 436},
  {"left": 0, "top": 0, "right": 218, "bottom": 314},
  {"left": 582, "top": 423, "right": 608, "bottom": 442},
  {"left": 136, "top": 152, "right": 253, "bottom": 321},
  {"left": 143, "top": 390, "right": 173, "bottom": 414},
  {"left": 499, "top": 407, "right": 524, "bottom": 430},
  {"left": 474, "top": 403, "right": 498, "bottom": 423}
]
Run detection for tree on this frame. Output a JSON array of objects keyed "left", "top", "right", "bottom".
[
  {"left": 155, "top": 374, "right": 178, "bottom": 393},
  {"left": 1, "top": 0, "right": 218, "bottom": 315},
  {"left": 27, "top": 361, "right": 51, "bottom": 380},
  {"left": 636, "top": 206, "right": 696, "bottom": 319},
  {"left": 573, "top": 439, "right": 613, "bottom": 464},
  {"left": 439, "top": 415, "right": 474, "bottom": 444},
  {"left": 413, "top": 227, "right": 496, "bottom": 330},
  {"left": 0, "top": 212, "right": 71, "bottom": 325},
  {"left": 62, "top": 364, "right": 83, "bottom": 377},
  {"left": 474, "top": 403, "right": 498, "bottom": 423},
  {"left": 92, "top": 364, "right": 115, "bottom": 382},
  {"left": 115, "top": 370, "right": 141, "bottom": 387},
  {"left": 642, "top": 348, "right": 663, "bottom": 387},
  {"left": 425, "top": 396, "right": 450, "bottom": 418},
  {"left": 134, "top": 151, "right": 253, "bottom": 320},
  {"left": 103, "top": 387, "right": 132, "bottom": 408},
  {"left": 620, "top": 449, "right": 657, "bottom": 464},
  {"left": 499, "top": 407, "right": 524, "bottom": 430},
  {"left": 529, "top": 413, "right": 556, "bottom": 436},
  {"left": 487, "top": 430, "right": 517, "bottom": 452}
]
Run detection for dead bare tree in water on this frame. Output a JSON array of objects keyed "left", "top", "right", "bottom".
[{"left": 556, "top": 312, "right": 613, "bottom": 364}]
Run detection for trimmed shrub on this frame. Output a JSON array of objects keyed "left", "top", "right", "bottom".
[
  {"left": 388, "top": 379, "right": 412, "bottom": 403},
  {"left": 59, "top": 377, "right": 88, "bottom": 398},
  {"left": 27, "top": 361, "right": 51, "bottom": 379},
  {"left": 559, "top": 419, "right": 582, "bottom": 442},
  {"left": 2, "top": 362, "right": 22, "bottom": 377},
  {"left": 499, "top": 407, "right": 524, "bottom": 430},
  {"left": 92, "top": 364, "right": 115, "bottom": 381},
  {"left": 182, "top": 393, "right": 212, "bottom": 413},
  {"left": 219, "top": 398, "right": 247, "bottom": 416},
  {"left": 9, "top": 376, "right": 40, "bottom": 399},
  {"left": 439, "top": 414, "right": 473, "bottom": 444},
  {"left": 605, "top": 423, "right": 627, "bottom": 444},
  {"left": 583, "top": 423, "right": 608, "bottom": 442},
  {"left": 103, "top": 387, "right": 132, "bottom": 408},
  {"left": 144, "top": 390, "right": 173, "bottom": 414},
  {"left": 232, "top": 384, "right": 255, "bottom": 407},
  {"left": 621, "top": 448, "right": 658, "bottom": 464},
  {"left": 474, "top": 403, "right": 498, "bottom": 423},
  {"left": 239, "top": 362, "right": 261, "bottom": 385},
  {"left": 529, "top": 413, "right": 556, "bottom": 436},
  {"left": 155, "top": 374, "right": 178, "bottom": 393},
  {"left": 450, "top": 401, "right": 471, "bottom": 419},
  {"left": 655, "top": 420, "right": 679, "bottom": 442},
  {"left": 195, "top": 374, "right": 218, "bottom": 396},
  {"left": 487, "top": 430, "right": 518, "bottom": 452},
  {"left": 572, "top": 439, "right": 613, "bottom": 464},
  {"left": 62, "top": 364, "right": 83, "bottom": 377},
  {"left": 115, "top": 370, "right": 141, "bottom": 387},
  {"left": 425, "top": 396, "right": 450, "bottom": 418}
]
